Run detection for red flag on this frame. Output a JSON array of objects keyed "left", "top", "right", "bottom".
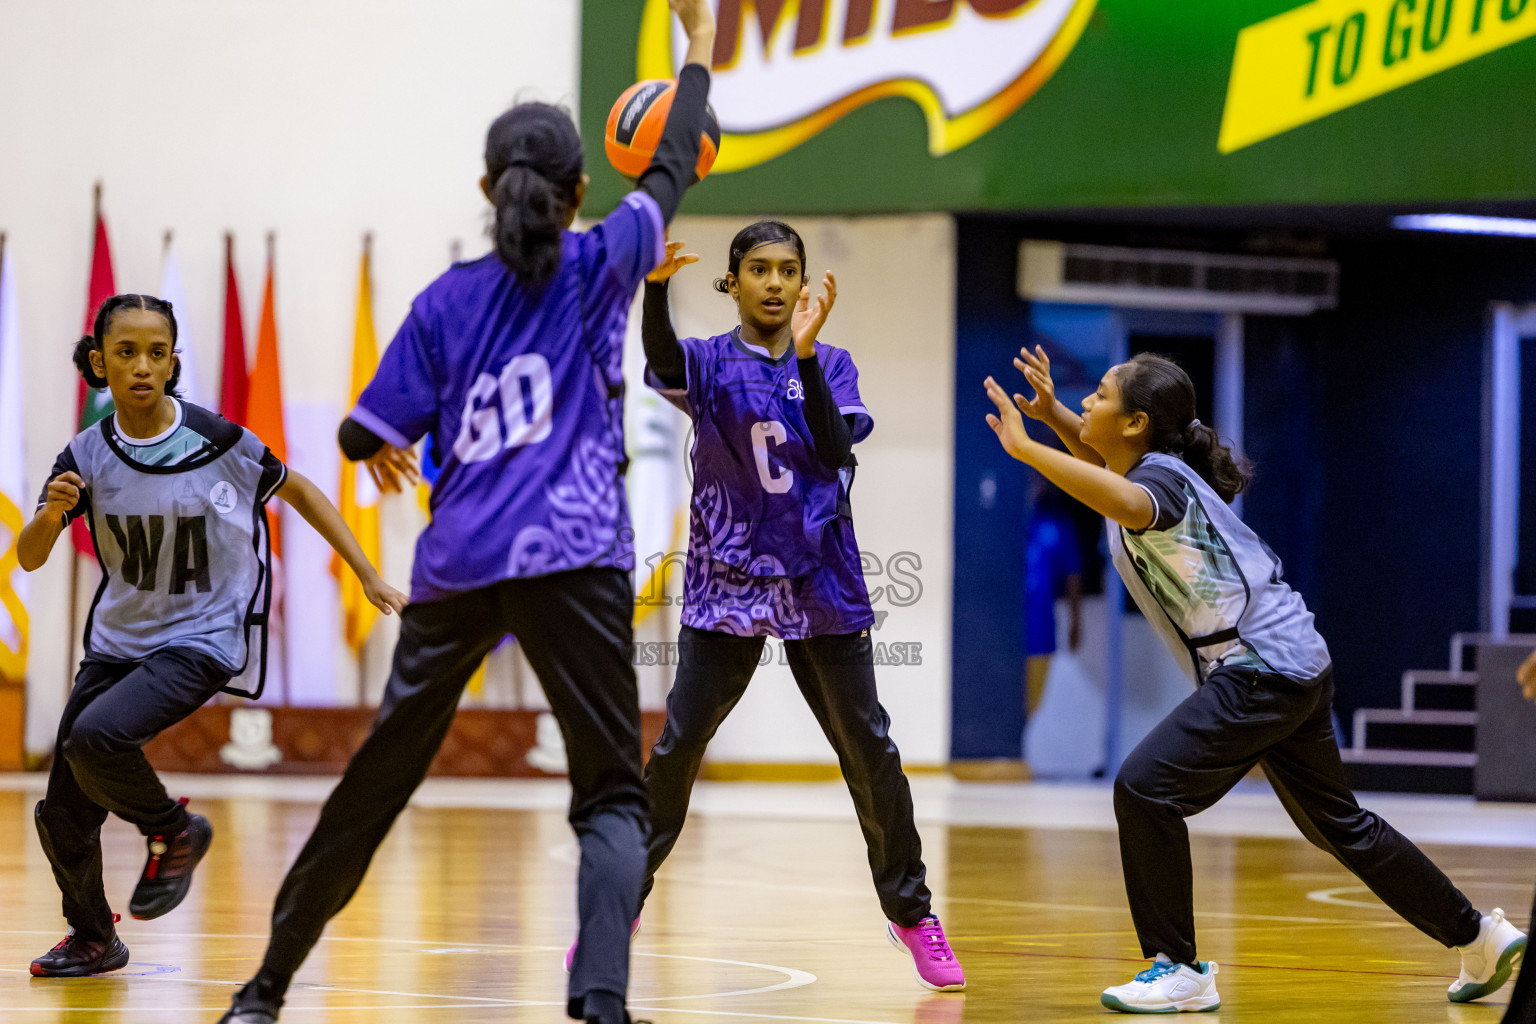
[
  {"left": 74, "top": 185, "right": 116, "bottom": 554},
  {"left": 247, "top": 234, "right": 287, "bottom": 558},
  {"left": 220, "top": 233, "right": 249, "bottom": 426}
]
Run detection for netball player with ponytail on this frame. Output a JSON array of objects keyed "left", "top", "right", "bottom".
[
  {"left": 604, "top": 222, "right": 965, "bottom": 992},
  {"left": 983, "top": 348, "right": 1526, "bottom": 1013},
  {"left": 20, "top": 295, "right": 403, "bottom": 978},
  {"left": 220, "top": 3, "right": 716, "bottom": 1022}
]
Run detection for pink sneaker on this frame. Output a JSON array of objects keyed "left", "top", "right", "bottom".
[
  {"left": 888, "top": 915, "right": 966, "bottom": 991},
  {"left": 565, "top": 917, "right": 641, "bottom": 973}
]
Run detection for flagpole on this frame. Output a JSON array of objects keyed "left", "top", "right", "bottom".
[{"left": 68, "top": 185, "right": 103, "bottom": 712}]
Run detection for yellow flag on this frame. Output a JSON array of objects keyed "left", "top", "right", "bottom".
[
  {"left": 335, "top": 239, "right": 382, "bottom": 652},
  {"left": 0, "top": 242, "right": 27, "bottom": 686}
]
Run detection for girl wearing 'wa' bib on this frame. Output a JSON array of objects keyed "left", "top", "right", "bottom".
[
  {"left": 19, "top": 294, "right": 403, "bottom": 979},
  {"left": 983, "top": 346, "right": 1525, "bottom": 1014}
]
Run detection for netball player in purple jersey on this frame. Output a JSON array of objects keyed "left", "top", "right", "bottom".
[
  {"left": 633, "top": 222, "right": 964, "bottom": 991},
  {"left": 219, "top": 4, "right": 717, "bottom": 1023}
]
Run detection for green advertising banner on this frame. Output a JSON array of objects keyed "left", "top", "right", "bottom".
[{"left": 580, "top": 0, "right": 1536, "bottom": 214}]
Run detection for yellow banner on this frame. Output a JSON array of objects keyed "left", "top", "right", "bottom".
[{"left": 1220, "top": 0, "right": 1536, "bottom": 153}]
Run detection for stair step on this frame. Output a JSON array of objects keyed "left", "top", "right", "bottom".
[
  {"left": 1339, "top": 748, "right": 1477, "bottom": 768},
  {"left": 1351, "top": 708, "right": 1476, "bottom": 755},
  {"left": 1355, "top": 709, "right": 1477, "bottom": 727}
]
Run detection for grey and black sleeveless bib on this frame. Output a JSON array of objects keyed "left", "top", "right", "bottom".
[
  {"left": 43, "top": 401, "right": 286, "bottom": 697},
  {"left": 1108, "top": 452, "right": 1331, "bottom": 685}
]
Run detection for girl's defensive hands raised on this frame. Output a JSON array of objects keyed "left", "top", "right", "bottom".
[
  {"left": 1013, "top": 344, "right": 1059, "bottom": 422},
  {"left": 985, "top": 375, "right": 1034, "bottom": 462},
  {"left": 649, "top": 239, "right": 699, "bottom": 283},
  {"left": 792, "top": 270, "right": 837, "bottom": 358}
]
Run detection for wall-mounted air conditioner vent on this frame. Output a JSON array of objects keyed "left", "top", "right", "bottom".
[{"left": 1018, "top": 240, "right": 1339, "bottom": 316}]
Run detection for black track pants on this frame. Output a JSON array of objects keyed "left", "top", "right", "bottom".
[
  {"left": 1114, "top": 665, "right": 1481, "bottom": 964},
  {"left": 641, "top": 626, "right": 931, "bottom": 927},
  {"left": 258, "top": 568, "right": 647, "bottom": 1020},
  {"left": 36, "top": 648, "right": 230, "bottom": 941}
]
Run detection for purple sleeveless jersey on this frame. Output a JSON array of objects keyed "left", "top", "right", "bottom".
[
  {"left": 648, "top": 330, "right": 876, "bottom": 638},
  {"left": 352, "top": 192, "right": 665, "bottom": 602}
]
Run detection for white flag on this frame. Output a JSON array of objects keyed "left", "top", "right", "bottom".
[
  {"left": 160, "top": 239, "right": 204, "bottom": 407},
  {"left": 0, "top": 246, "right": 28, "bottom": 685}
]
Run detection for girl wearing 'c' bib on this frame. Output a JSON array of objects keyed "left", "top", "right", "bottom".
[{"left": 622, "top": 223, "right": 964, "bottom": 993}]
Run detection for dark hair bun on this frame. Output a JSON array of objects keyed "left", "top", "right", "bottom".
[{"left": 73, "top": 334, "right": 108, "bottom": 389}]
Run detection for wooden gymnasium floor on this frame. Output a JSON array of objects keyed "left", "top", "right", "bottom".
[{"left": 0, "top": 773, "right": 1533, "bottom": 1023}]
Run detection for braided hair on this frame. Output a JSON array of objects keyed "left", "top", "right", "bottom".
[{"left": 73, "top": 293, "right": 182, "bottom": 397}]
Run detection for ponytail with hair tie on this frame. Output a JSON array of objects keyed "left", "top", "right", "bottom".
[
  {"left": 1115, "top": 356, "right": 1251, "bottom": 504},
  {"left": 483, "top": 103, "right": 584, "bottom": 288}
]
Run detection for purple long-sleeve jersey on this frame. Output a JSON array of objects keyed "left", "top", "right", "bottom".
[{"left": 648, "top": 330, "right": 876, "bottom": 638}]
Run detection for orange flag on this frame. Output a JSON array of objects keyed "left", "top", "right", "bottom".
[{"left": 246, "top": 233, "right": 288, "bottom": 557}]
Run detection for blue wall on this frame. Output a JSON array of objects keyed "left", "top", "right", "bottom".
[{"left": 951, "top": 217, "right": 1536, "bottom": 755}]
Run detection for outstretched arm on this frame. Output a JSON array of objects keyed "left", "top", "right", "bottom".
[
  {"left": 635, "top": 0, "right": 716, "bottom": 225},
  {"left": 985, "top": 376, "right": 1154, "bottom": 531},
  {"left": 276, "top": 470, "right": 408, "bottom": 614}
]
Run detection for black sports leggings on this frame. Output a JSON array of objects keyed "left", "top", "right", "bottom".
[
  {"left": 36, "top": 648, "right": 229, "bottom": 941},
  {"left": 641, "top": 625, "right": 931, "bottom": 927}
]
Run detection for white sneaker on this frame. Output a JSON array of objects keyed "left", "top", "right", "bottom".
[
  {"left": 1449, "top": 907, "right": 1527, "bottom": 1003},
  {"left": 1101, "top": 954, "right": 1220, "bottom": 1013}
]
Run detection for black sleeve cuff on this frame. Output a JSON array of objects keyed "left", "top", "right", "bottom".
[{"left": 338, "top": 417, "right": 386, "bottom": 462}]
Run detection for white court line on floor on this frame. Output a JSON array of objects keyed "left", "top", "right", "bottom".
[
  {"left": 600, "top": 860, "right": 1416, "bottom": 928},
  {"left": 629, "top": 1009, "right": 910, "bottom": 1024},
  {"left": 0, "top": 928, "right": 560, "bottom": 951},
  {"left": 1, "top": 936, "right": 824, "bottom": 1013},
  {"left": 5, "top": 773, "right": 1533, "bottom": 847},
  {"left": 630, "top": 952, "right": 816, "bottom": 1002}
]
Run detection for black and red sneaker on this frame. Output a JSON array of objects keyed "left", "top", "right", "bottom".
[
  {"left": 128, "top": 798, "right": 213, "bottom": 921},
  {"left": 30, "top": 915, "right": 130, "bottom": 977}
]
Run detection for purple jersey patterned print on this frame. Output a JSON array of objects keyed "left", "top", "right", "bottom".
[
  {"left": 352, "top": 192, "right": 665, "bottom": 602},
  {"left": 648, "top": 330, "right": 876, "bottom": 639}
]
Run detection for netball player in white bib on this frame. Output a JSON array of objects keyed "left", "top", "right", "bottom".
[
  {"left": 18, "top": 294, "right": 404, "bottom": 978},
  {"left": 983, "top": 347, "right": 1525, "bottom": 1014}
]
